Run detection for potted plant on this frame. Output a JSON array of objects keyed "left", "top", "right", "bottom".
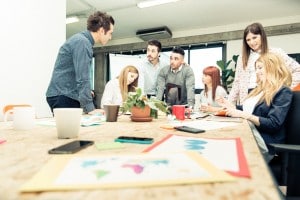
[
  {"left": 121, "top": 87, "right": 169, "bottom": 121},
  {"left": 216, "top": 54, "right": 238, "bottom": 91}
]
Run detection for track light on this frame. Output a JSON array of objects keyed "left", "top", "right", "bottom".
[
  {"left": 66, "top": 16, "right": 79, "bottom": 24},
  {"left": 137, "top": 0, "right": 181, "bottom": 8}
]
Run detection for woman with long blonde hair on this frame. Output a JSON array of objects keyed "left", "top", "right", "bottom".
[
  {"left": 101, "top": 65, "right": 139, "bottom": 108},
  {"left": 247, "top": 53, "right": 292, "bottom": 106},
  {"left": 218, "top": 53, "right": 293, "bottom": 160}
]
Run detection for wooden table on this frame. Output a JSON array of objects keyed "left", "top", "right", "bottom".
[{"left": 0, "top": 115, "right": 283, "bottom": 200}]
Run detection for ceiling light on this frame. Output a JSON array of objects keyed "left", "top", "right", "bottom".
[
  {"left": 137, "top": 0, "right": 180, "bottom": 8},
  {"left": 66, "top": 16, "right": 79, "bottom": 24}
]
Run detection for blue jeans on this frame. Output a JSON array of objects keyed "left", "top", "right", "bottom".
[{"left": 46, "top": 95, "right": 80, "bottom": 113}]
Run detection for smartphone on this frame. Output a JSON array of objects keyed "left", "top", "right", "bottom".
[
  {"left": 174, "top": 126, "right": 205, "bottom": 134},
  {"left": 114, "top": 136, "right": 154, "bottom": 144},
  {"left": 48, "top": 140, "right": 94, "bottom": 154}
]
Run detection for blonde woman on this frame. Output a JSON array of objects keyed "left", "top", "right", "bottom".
[
  {"left": 218, "top": 53, "right": 293, "bottom": 159},
  {"left": 101, "top": 65, "right": 139, "bottom": 108}
]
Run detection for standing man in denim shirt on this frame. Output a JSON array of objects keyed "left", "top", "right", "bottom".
[{"left": 46, "top": 11, "right": 114, "bottom": 114}]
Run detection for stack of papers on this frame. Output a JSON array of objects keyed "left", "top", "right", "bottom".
[
  {"left": 189, "top": 112, "right": 209, "bottom": 119},
  {"left": 36, "top": 115, "right": 105, "bottom": 127},
  {"left": 80, "top": 115, "right": 105, "bottom": 126},
  {"left": 206, "top": 115, "right": 243, "bottom": 123}
]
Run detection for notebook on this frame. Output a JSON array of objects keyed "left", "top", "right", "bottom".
[{"left": 189, "top": 112, "right": 209, "bottom": 119}]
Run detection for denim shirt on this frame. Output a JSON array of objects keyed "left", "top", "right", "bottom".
[{"left": 46, "top": 31, "right": 95, "bottom": 113}]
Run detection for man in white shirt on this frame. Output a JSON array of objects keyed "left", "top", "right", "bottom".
[{"left": 138, "top": 40, "right": 168, "bottom": 98}]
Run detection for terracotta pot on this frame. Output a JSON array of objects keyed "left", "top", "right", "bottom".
[{"left": 131, "top": 106, "right": 151, "bottom": 118}]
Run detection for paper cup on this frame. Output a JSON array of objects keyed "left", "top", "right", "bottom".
[
  {"left": 11, "top": 107, "right": 35, "bottom": 130},
  {"left": 103, "top": 105, "right": 120, "bottom": 122},
  {"left": 53, "top": 108, "right": 82, "bottom": 139}
]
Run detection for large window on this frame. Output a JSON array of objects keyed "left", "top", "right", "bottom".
[
  {"left": 190, "top": 46, "right": 223, "bottom": 89},
  {"left": 90, "top": 57, "right": 95, "bottom": 90},
  {"left": 107, "top": 43, "right": 225, "bottom": 90},
  {"left": 108, "top": 54, "right": 142, "bottom": 80}
]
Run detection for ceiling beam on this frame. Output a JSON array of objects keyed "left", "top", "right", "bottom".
[{"left": 94, "top": 23, "right": 300, "bottom": 54}]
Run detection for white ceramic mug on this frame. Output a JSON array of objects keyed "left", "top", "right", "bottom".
[
  {"left": 53, "top": 108, "right": 83, "bottom": 139},
  {"left": 4, "top": 107, "right": 35, "bottom": 130}
]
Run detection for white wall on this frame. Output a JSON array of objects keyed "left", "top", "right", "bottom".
[
  {"left": 0, "top": 0, "right": 65, "bottom": 121},
  {"left": 0, "top": 1, "right": 298, "bottom": 121},
  {"left": 227, "top": 33, "right": 300, "bottom": 60},
  {"left": 106, "top": 15, "right": 300, "bottom": 46}
]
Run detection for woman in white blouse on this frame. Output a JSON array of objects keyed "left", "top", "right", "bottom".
[
  {"left": 228, "top": 22, "right": 300, "bottom": 105},
  {"left": 101, "top": 65, "right": 139, "bottom": 108}
]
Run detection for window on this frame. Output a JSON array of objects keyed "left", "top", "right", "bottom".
[
  {"left": 107, "top": 43, "right": 225, "bottom": 91},
  {"left": 90, "top": 57, "right": 95, "bottom": 90},
  {"left": 190, "top": 45, "right": 223, "bottom": 89},
  {"left": 108, "top": 54, "right": 143, "bottom": 81}
]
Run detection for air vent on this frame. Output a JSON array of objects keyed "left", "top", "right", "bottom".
[{"left": 136, "top": 26, "right": 172, "bottom": 41}]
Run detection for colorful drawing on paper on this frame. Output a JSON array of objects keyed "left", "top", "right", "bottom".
[
  {"left": 20, "top": 152, "right": 235, "bottom": 192},
  {"left": 54, "top": 154, "right": 209, "bottom": 185},
  {"left": 184, "top": 139, "right": 207, "bottom": 151},
  {"left": 143, "top": 134, "right": 250, "bottom": 177},
  {"left": 122, "top": 159, "right": 168, "bottom": 174}
]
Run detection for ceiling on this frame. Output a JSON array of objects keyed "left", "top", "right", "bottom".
[{"left": 66, "top": 0, "right": 300, "bottom": 46}]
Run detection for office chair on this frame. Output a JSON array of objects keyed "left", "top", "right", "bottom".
[
  {"left": 269, "top": 91, "right": 300, "bottom": 199},
  {"left": 164, "top": 83, "right": 181, "bottom": 106}
]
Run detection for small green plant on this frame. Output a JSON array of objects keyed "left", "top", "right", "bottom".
[
  {"left": 121, "top": 87, "right": 169, "bottom": 116},
  {"left": 216, "top": 55, "right": 238, "bottom": 91}
]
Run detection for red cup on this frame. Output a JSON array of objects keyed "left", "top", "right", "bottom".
[{"left": 172, "top": 105, "right": 185, "bottom": 120}]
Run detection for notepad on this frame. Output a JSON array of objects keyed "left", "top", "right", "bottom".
[{"left": 95, "top": 142, "right": 125, "bottom": 150}]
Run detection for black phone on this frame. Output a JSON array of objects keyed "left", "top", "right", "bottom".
[
  {"left": 48, "top": 140, "right": 94, "bottom": 154},
  {"left": 174, "top": 126, "right": 205, "bottom": 134},
  {"left": 114, "top": 136, "right": 154, "bottom": 144}
]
